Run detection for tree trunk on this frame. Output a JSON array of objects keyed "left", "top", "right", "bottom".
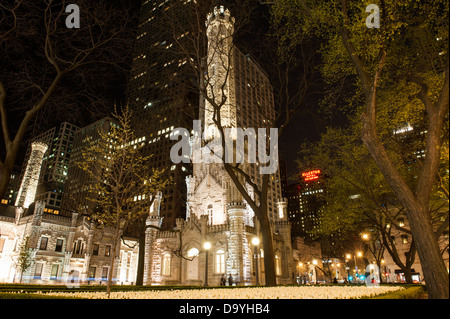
[
  {"left": 376, "top": 262, "right": 384, "bottom": 283},
  {"left": 403, "top": 267, "right": 413, "bottom": 284},
  {"left": 257, "top": 202, "right": 277, "bottom": 286},
  {"left": 408, "top": 206, "right": 449, "bottom": 298},
  {"left": 135, "top": 216, "right": 147, "bottom": 286},
  {"left": 107, "top": 228, "right": 121, "bottom": 296},
  {"left": 0, "top": 72, "right": 63, "bottom": 200},
  {"left": 0, "top": 165, "right": 12, "bottom": 201}
]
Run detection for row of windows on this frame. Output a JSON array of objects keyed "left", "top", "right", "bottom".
[
  {"left": 32, "top": 264, "right": 109, "bottom": 281},
  {"left": 160, "top": 248, "right": 283, "bottom": 277},
  {"left": 38, "top": 237, "right": 112, "bottom": 257}
]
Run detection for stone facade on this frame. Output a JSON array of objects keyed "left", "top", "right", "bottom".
[
  {"left": 1, "top": 194, "right": 294, "bottom": 286},
  {"left": 0, "top": 202, "right": 139, "bottom": 285}
]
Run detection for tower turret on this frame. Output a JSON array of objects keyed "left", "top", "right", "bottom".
[
  {"left": 15, "top": 142, "right": 48, "bottom": 208},
  {"left": 204, "top": 5, "right": 236, "bottom": 140}
]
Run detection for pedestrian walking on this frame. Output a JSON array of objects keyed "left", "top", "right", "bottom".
[{"left": 228, "top": 274, "right": 233, "bottom": 286}]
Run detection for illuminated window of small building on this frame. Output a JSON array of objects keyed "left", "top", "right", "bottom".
[
  {"left": 105, "top": 245, "right": 111, "bottom": 257},
  {"left": 92, "top": 243, "right": 99, "bottom": 256},
  {"left": 50, "top": 264, "right": 59, "bottom": 279},
  {"left": 275, "top": 254, "right": 282, "bottom": 276},
  {"left": 187, "top": 247, "right": 199, "bottom": 258},
  {"left": 215, "top": 249, "right": 226, "bottom": 274},
  {"left": 34, "top": 263, "right": 43, "bottom": 279},
  {"left": 162, "top": 253, "right": 171, "bottom": 276},
  {"left": 102, "top": 267, "right": 108, "bottom": 280},
  {"left": 39, "top": 237, "right": 48, "bottom": 250},
  {"left": 207, "top": 204, "right": 213, "bottom": 224},
  {"left": 401, "top": 235, "right": 409, "bottom": 244},
  {"left": 88, "top": 267, "right": 96, "bottom": 280},
  {"left": 0, "top": 237, "right": 5, "bottom": 253}
]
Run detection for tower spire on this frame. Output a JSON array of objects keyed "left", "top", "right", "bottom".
[{"left": 204, "top": 4, "right": 236, "bottom": 140}]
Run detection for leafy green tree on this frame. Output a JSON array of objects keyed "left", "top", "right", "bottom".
[
  {"left": 79, "top": 107, "right": 169, "bottom": 296},
  {"left": 297, "top": 126, "right": 421, "bottom": 283},
  {"left": 0, "top": 0, "right": 136, "bottom": 200},
  {"left": 272, "top": 0, "right": 449, "bottom": 298}
]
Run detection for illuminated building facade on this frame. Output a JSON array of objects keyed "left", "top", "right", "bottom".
[
  {"left": 143, "top": 4, "right": 293, "bottom": 286},
  {"left": 10, "top": 122, "right": 79, "bottom": 214},
  {"left": 1, "top": 172, "right": 20, "bottom": 206},
  {"left": 287, "top": 170, "right": 325, "bottom": 239},
  {"left": 126, "top": 0, "right": 199, "bottom": 230},
  {"left": 15, "top": 142, "right": 49, "bottom": 209},
  {"left": 0, "top": 3, "right": 297, "bottom": 287},
  {"left": 60, "top": 117, "right": 117, "bottom": 215}
]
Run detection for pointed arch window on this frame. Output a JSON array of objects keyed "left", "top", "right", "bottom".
[
  {"left": 207, "top": 204, "right": 213, "bottom": 224},
  {"left": 162, "top": 253, "right": 171, "bottom": 276},
  {"left": 275, "top": 254, "right": 282, "bottom": 276},
  {"left": 215, "top": 249, "right": 226, "bottom": 274}
]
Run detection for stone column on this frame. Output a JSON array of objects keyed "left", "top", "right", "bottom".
[
  {"left": 143, "top": 199, "right": 162, "bottom": 285},
  {"left": 227, "top": 202, "right": 246, "bottom": 284},
  {"left": 15, "top": 142, "right": 48, "bottom": 208}
]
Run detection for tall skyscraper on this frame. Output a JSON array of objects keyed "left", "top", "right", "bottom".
[
  {"left": 126, "top": 0, "right": 200, "bottom": 229},
  {"left": 61, "top": 117, "right": 117, "bottom": 216},
  {"left": 15, "top": 122, "right": 78, "bottom": 214},
  {"left": 15, "top": 142, "right": 48, "bottom": 209},
  {"left": 287, "top": 170, "right": 325, "bottom": 239}
]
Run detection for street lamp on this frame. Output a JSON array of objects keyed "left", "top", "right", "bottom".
[
  {"left": 361, "top": 233, "right": 369, "bottom": 240},
  {"left": 203, "top": 241, "right": 211, "bottom": 286},
  {"left": 298, "top": 262, "right": 303, "bottom": 283},
  {"left": 355, "top": 252, "right": 363, "bottom": 283},
  {"left": 345, "top": 254, "right": 352, "bottom": 282},
  {"left": 251, "top": 237, "right": 260, "bottom": 286},
  {"left": 311, "top": 259, "right": 318, "bottom": 284}
]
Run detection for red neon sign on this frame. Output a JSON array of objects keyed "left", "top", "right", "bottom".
[{"left": 302, "top": 169, "right": 321, "bottom": 181}]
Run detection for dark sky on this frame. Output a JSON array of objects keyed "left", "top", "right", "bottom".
[
  {"left": 2, "top": 0, "right": 334, "bottom": 181},
  {"left": 234, "top": 2, "right": 332, "bottom": 181}
]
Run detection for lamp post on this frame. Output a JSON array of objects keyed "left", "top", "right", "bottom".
[
  {"left": 355, "top": 251, "right": 363, "bottom": 283},
  {"left": 204, "top": 241, "right": 211, "bottom": 286},
  {"left": 298, "top": 262, "right": 303, "bottom": 284},
  {"left": 312, "top": 259, "right": 318, "bottom": 284},
  {"left": 251, "top": 237, "right": 260, "bottom": 286}
]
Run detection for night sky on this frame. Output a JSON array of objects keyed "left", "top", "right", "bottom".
[{"left": 2, "top": 0, "right": 339, "bottom": 181}]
